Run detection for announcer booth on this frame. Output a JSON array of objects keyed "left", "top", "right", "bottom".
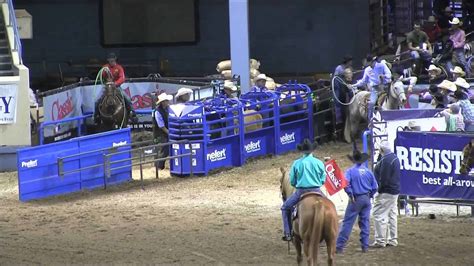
[
  {"left": 168, "top": 98, "right": 244, "bottom": 176},
  {"left": 239, "top": 90, "right": 279, "bottom": 161},
  {"left": 274, "top": 82, "right": 314, "bottom": 155}
]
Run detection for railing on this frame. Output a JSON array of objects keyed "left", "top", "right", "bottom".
[
  {"left": 6, "top": 0, "right": 22, "bottom": 64},
  {"left": 38, "top": 113, "right": 93, "bottom": 145}
]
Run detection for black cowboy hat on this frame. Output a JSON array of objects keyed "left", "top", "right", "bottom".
[
  {"left": 347, "top": 150, "right": 369, "bottom": 164},
  {"left": 107, "top": 52, "right": 117, "bottom": 60},
  {"left": 429, "top": 85, "right": 439, "bottom": 94},
  {"left": 342, "top": 55, "right": 353, "bottom": 64},
  {"left": 297, "top": 139, "right": 317, "bottom": 153},
  {"left": 454, "top": 89, "right": 468, "bottom": 100}
]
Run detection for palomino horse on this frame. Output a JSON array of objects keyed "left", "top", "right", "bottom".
[
  {"left": 96, "top": 82, "right": 129, "bottom": 132},
  {"left": 460, "top": 140, "right": 474, "bottom": 175},
  {"left": 280, "top": 168, "right": 338, "bottom": 266},
  {"left": 378, "top": 82, "right": 407, "bottom": 110}
]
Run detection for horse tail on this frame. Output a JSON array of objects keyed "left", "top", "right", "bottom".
[{"left": 308, "top": 199, "right": 325, "bottom": 262}]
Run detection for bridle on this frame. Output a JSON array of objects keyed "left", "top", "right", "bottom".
[{"left": 388, "top": 81, "right": 406, "bottom": 108}]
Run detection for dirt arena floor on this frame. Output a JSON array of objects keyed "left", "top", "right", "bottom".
[{"left": 0, "top": 142, "right": 473, "bottom": 265}]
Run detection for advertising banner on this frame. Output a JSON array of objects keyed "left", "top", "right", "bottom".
[
  {"left": 324, "top": 159, "right": 347, "bottom": 196},
  {"left": 0, "top": 84, "right": 18, "bottom": 124},
  {"left": 394, "top": 131, "right": 474, "bottom": 200},
  {"left": 371, "top": 109, "right": 446, "bottom": 164}
]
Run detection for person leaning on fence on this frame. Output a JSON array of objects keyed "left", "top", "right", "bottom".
[
  {"left": 175, "top": 88, "right": 193, "bottom": 104},
  {"left": 280, "top": 139, "right": 326, "bottom": 242},
  {"left": 372, "top": 140, "right": 401, "bottom": 248},
  {"left": 336, "top": 150, "right": 378, "bottom": 254},
  {"left": 441, "top": 104, "right": 465, "bottom": 131},
  {"left": 453, "top": 90, "right": 474, "bottom": 131},
  {"left": 251, "top": 74, "right": 268, "bottom": 92},
  {"left": 153, "top": 93, "right": 173, "bottom": 170}
]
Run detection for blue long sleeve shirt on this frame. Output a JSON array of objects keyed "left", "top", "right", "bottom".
[
  {"left": 289, "top": 154, "right": 326, "bottom": 189},
  {"left": 344, "top": 164, "right": 378, "bottom": 198},
  {"left": 374, "top": 152, "right": 401, "bottom": 195},
  {"left": 354, "top": 62, "right": 392, "bottom": 88}
]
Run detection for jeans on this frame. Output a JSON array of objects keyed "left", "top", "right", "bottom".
[
  {"left": 336, "top": 194, "right": 372, "bottom": 250},
  {"left": 447, "top": 48, "right": 472, "bottom": 78},
  {"left": 368, "top": 88, "right": 378, "bottom": 122},
  {"left": 373, "top": 193, "right": 399, "bottom": 246},
  {"left": 281, "top": 187, "right": 322, "bottom": 236}
]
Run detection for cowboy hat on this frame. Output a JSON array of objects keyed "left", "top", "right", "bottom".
[
  {"left": 454, "top": 77, "right": 470, "bottom": 89},
  {"left": 297, "top": 139, "right": 317, "bottom": 153},
  {"left": 254, "top": 73, "right": 267, "bottom": 82},
  {"left": 342, "top": 55, "right": 353, "bottom": 64},
  {"left": 451, "top": 66, "right": 466, "bottom": 77},
  {"left": 427, "top": 16, "right": 436, "bottom": 23},
  {"left": 107, "top": 52, "right": 117, "bottom": 60},
  {"left": 449, "top": 17, "right": 461, "bottom": 25},
  {"left": 407, "top": 121, "right": 421, "bottom": 131},
  {"left": 454, "top": 89, "right": 468, "bottom": 100},
  {"left": 427, "top": 64, "right": 442, "bottom": 75},
  {"left": 437, "top": 80, "right": 457, "bottom": 92},
  {"left": 156, "top": 92, "right": 173, "bottom": 105},
  {"left": 223, "top": 80, "right": 237, "bottom": 91},
  {"left": 175, "top": 87, "right": 193, "bottom": 98},
  {"left": 347, "top": 150, "right": 369, "bottom": 164}
]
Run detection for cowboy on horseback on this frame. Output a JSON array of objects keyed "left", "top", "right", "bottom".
[
  {"left": 352, "top": 56, "right": 392, "bottom": 121},
  {"left": 281, "top": 139, "right": 326, "bottom": 241},
  {"left": 95, "top": 53, "right": 137, "bottom": 122}
]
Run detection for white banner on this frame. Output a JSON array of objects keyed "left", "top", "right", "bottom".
[
  {"left": 0, "top": 84, "right": 18, "bottom": 124},
  {"left": 42, "top": 87, "right": 82, "bottom": 137}
]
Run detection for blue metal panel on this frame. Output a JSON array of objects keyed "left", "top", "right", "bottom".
[
  {"left": 76, "top": 128, "right": 132, "bottom": 189},
  {"left": 17, "top": 140, "right": 80, "bottom": 201}
]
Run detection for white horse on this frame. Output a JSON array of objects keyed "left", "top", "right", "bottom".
[{"left": 379, "top": 79, "right": 409, "bottom": 110}]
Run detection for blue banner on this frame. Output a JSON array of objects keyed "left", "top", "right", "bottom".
[{"left": 394, "top": 131, "right": 474, "bottom": 200}]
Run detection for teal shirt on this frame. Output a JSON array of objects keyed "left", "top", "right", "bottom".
[{"left": 289, "top": 154, "right": 326, "bottom": 189}]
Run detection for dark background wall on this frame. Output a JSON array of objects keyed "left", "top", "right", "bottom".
[{"left": 15, "top": 0, "right": 370, "bottom": 90}]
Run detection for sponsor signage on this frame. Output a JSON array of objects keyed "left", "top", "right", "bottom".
[
  {"left": 394, "top": 131, "right": 473, "bottom": 200},
  {"left": 280, "top": 132, "right": 295, "bottom": 145},
  {"left": 0, "top": 84, "right": 18, "bottom": 124}
]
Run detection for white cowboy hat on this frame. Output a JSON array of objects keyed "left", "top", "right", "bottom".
[
  {"left": 437, "top": 80, "right": 457, "bottom": 92},
  {"left": 449, "top": 17, "right": 461, "bottom": 25},
  {"left": 156, "top": 92, "right": 173, "bottom": 105},
  {"left": 175, "top": 87, "right": 193, "bottom": 98},
  {"left": 426, "top": 64, "right": 442, "bottom": 74},
  {"left": 427, "top": 16, "right": 436, "bottom": 23},
  {"left": 454, "top": 77, "right": 470, "bottom": 89},
  {"left": 254, "top": 73, "right": 267, "bottom": 82},
  {"left": 223, "top": 80, "right": 237, "bottom": 91},
  {"left": 451, "top": 66, "right": 466, "bottom": 77}
]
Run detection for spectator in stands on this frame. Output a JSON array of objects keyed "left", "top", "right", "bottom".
[
  {"left": 448, "top": 18, "right": 472, "bottom": 78},
  {"left": 451, "top": 66, "right": 467, "bottom": 81},
  {"left": 454, "top": 77, "right": 471, "bottom": 95},
  {"left": 438, "top": 79, "right": 457, "bottom": 104},
  {"left": 441, "top": 104, "right": 465, "bottom": 131},
  {"left": 438, "top": 6, "right": 454, "bottom": 34},
  {"left": 336, "top": 150, "right": 378, "bottom": 254},
  {"left": 433, "top": 93, "right": 447, "bottom": 109},
  {"left": 453, "top": 90, "right": 474, "bottom": 131},
  {"left": 424, "top": 16, "right": 442, "bottom": 43},
  {"left": 352, "top": 56, "right": 392, "bottom": 121},
  {"left": 372, "top": 140, "right": 400, "bottom": 248},
  {"left": 252, "top": 74, "right": 268, "bottom": 92},
  {"left": 334, "top": 55, "right": 353, "bottom": 77},
  {"left": 428, "top": 65, "right": 446, "bottom": 85},
  {"left": 153, "top": 93, "right": 173, "bottom": 170},
  {"left": 407, "top": 21, "right": 432, "bottom": 75},
  {"left": 175, "top": 88, "right": 193, "bottom": 104}
]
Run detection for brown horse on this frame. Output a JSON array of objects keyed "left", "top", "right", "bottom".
[
  {"left": 280, "top": 167, "right": 338, "bottom": 266},
  {"left": 460, "top": 140, "right": 474, "bottom": 175},
  {"left": 234, "top": 109, "right": 263, "bottom": 134},
  {"left": 96, "top": 82, "right": 129, "bottom": 132}
]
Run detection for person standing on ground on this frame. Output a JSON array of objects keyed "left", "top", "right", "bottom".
[
  {"left": 153, "top": 93, "right": 173, "bottom": 170},
  {"left": 175, "top": 88, "right": 193, "bottom": 104},
  {"left": 336, "top": 150, "right": 378, "bottom": 253},
  {"left": 372, "top": 140, "right": 401, "bottom": 248}
]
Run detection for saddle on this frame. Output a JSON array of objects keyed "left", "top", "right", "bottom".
[{"left": 291, "top": 191, "right": 325, "bottom": 221}]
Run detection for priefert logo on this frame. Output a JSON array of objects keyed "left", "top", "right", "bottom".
[
  {"left": 280, "top": 132, "right": 295, "bottom": 145},
  {"left": 21, "top": 159, "right": 38, "bottom": 168},
  {"left": 207, "top": 148, "right": 226, "bottom": 162},
  {"left": 245, "top": 140, "right": 261, "bottom": 153},
  {"left": 112, "top": 141, "right": 127, "bottom": 147}
]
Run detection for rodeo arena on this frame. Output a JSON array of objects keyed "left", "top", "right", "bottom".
[{"left": 1, "top": 0, "right": 474, "bottom": 265}]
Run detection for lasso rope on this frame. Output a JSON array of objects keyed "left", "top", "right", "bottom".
[{"left": 331, "top": 76, "right": 357, "bottom": 106}]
